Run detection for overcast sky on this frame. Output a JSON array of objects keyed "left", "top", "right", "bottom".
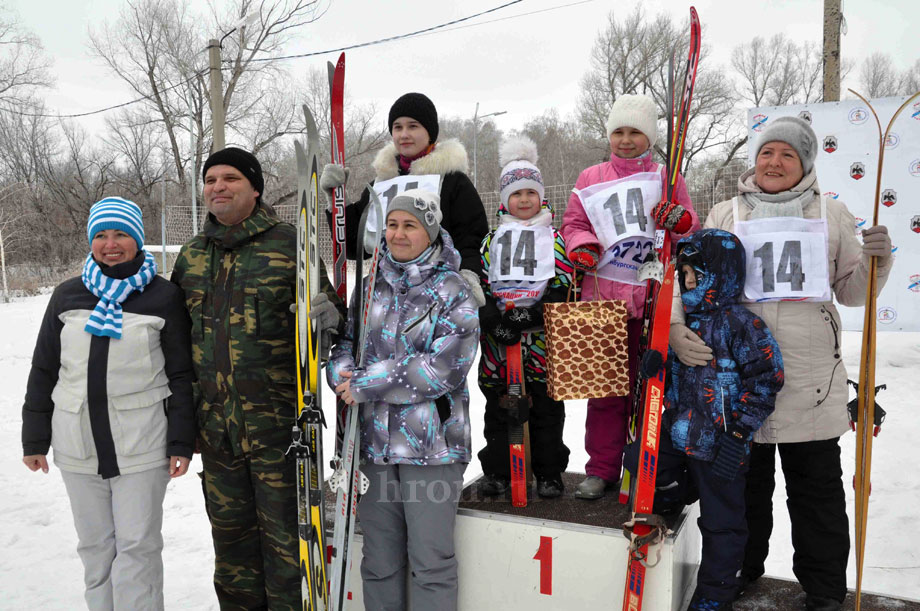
[{"left": 7, "top": 0, "right": 920, "bottom": 136}]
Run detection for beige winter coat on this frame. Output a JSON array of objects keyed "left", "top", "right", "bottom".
[{"left": 673, "top": 169, "right": 893, "bottom": 444}]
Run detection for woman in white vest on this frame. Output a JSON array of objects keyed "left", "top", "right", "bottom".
[
  {"left": 669, "top": 117, "right": 893, "bottom": 611},
  {"left": 22, "top": 197, "right": 195, "bottom": 611}
]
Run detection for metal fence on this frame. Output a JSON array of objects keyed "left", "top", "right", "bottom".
[{"left": 163, "top": 164, "right": 747, "bottom": 272}]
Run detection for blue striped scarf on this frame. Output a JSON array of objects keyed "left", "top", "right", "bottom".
[{"left": 81, "top": 251, "right": 158, "bottom": 339}]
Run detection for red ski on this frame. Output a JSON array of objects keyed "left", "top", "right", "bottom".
[
  {"left": 622, "top": 7, "right": 700, "bottom": 610},
  {"left": 328, "top": 52, "right": 346, "bottom": 303},
  {"left": 505, "top": 302, "right": 528, "bottom": 508},
  {"left": 327, "top": 53, "right": 348, "bottom": 455}
]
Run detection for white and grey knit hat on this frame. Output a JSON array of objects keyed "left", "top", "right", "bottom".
[
  {"left": 756, "top": 116, "right": 818, "bottom": 174},
  {"left": 498, "top": 135, "right": 544, "bottom": 208},
  {"left": 386, "top": 188, "right": 442, "bottom": 244},
  {"left": 605, "top": 93, "right": 659, "bottom": 149}
]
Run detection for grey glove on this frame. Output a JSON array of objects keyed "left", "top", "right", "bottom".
[
  {"left": 669, "top": 323, "right": 712, "bottom": 367},
  {"left": 459, "top": 269, "right": 486, "bottom": 307},
  {"left": 861, "top": 225, "right": 892, "bottom": 263},
  {"left": 309, "top": 293, "right": 343, "bottom": 342},
  {"left": 319, "top": 163, "right": 349, "bottom": 212}
]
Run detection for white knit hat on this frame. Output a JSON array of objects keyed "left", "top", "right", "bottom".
[
  {"left": 605, "top": 94, "right": 658, "bottom": 149},
  {"left": 498, "top": 135, "right": 544, "bottom": 208}
]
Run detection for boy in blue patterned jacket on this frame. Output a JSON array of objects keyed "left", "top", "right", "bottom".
[{"left": 640, "top": 228, "right": 784, "bottom": 610}]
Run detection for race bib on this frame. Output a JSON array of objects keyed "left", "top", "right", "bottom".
[
  {"left": 733, "top": 203, "right": 831, "bottom": 302},
  {"left": 368, "top": 174, "right": 442, "bottom": 232},
  {"left": 595, "top": 237, "right": 656, "bottom": 286},
  {"left": 488, "top": 225, "right": 556, "bottom": 282},
  {"left": 576, "top": 172, "right": 662, "bottom": 251}
]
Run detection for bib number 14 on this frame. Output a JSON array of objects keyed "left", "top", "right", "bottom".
[
  {"left": 753, "top": 240, "right": 805, "bottom": 292},
  {"left": 603, "top": 187, "right": 647, "bottom": 236},
  {"left": 496, "top": 230, "right": 537, "bottom": 277}
]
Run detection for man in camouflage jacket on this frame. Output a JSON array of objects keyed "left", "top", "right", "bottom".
[{"left": 171, "top": 148, "right": 344, "bottom": 610}]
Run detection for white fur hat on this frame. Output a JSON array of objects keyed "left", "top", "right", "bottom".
[
  {"left": 498, "top": 135, "right": 544, "bottom": 208},
  {"left": 605, "top": 94, "right": 658, "bottom": 149}
]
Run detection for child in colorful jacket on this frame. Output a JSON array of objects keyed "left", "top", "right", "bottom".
[
  {"left": 327, "top": 189, "right": 479, "bottom": 610},
  {"left": 643, "top": 228, "right": 785, "bottom": 610},
  {"left": 477, "top": 136, "right": 574, "bottom": 499},
  {"left": 561, "top": 94, "right": 700, "bottom": 499}
]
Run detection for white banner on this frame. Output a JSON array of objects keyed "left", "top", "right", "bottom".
[{"left": 748, "top": 96, "right": 920, "bottom": 331}]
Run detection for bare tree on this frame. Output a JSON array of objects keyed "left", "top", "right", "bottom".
[
  {"left": 0, "top": 3, "right": 52, "bottom": 106},
  {"left": 858, "top": 52, "right": 902, "bottom": 98},
  {"left": 902, "top": 59, "right": 920, "bottom": 95},
  {"left": 89, "top": 0, "right": 326, "bottom": 193},
  {"left": 731, "top": 34, "right": 827, "bottom": 107},
  {"left": 576, "top": 6, "right": 735, "bottom": 173}
]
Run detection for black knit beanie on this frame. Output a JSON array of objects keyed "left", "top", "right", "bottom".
[
  {"left": 388, "top": 93, "right": 439, "bottom": 144},
  {"left": 203, "top": 147, "right": 264, "bottom": 203}
]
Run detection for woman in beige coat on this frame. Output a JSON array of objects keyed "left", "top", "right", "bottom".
[{"left": 669, "top": 117, "right": 893, "bottom": 611}]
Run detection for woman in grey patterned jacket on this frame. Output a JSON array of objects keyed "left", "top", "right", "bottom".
[{"left": 327, "top": 188, "right": 480, "bottom": 611}]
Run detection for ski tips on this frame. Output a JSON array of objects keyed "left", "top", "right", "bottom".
[{"left": 302, "top": 104, "right": 319, "bottom": 146}]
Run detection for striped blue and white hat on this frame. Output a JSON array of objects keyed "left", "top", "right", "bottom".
[{"left": 87, "top": 197, "right": 145, "bottom": 250}]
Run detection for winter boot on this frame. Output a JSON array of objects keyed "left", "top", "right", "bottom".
[
  {"left": 688, "top": 594, "right": 733, "bottom": 610},
  {"left": 804, "top": 594, "right": 842, "bottom": 611},
  {"left": 733, "top": 571, "right": 759, "bottom": 600},
  {"left": 479, "top": 474, "right": 509, "bottom": 496},
  {"left": 536, "top": 475, "right": 564, "bottom": 499},
  {"left": 574, "top": 475, "right": 616, "bottom": 499}
]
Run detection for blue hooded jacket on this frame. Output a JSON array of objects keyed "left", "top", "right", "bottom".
[{"left": 665, "top": 229, "right": 785, "bottom": 461}]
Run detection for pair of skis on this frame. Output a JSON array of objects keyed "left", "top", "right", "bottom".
[
  {"left": 621, "top": 7, "right": 700, "bottom": 611},
  {"left": 846, "top": 88, "right": 919, "bottom": 611},
  {"left": 291, "top": 105, "right": 329, "bottom": 611},
  {"left": 327, "top": 187, "right": 383, "bottom": 611},
  {"left": 505, "top": 302, "right": 529, "bottom": 508},
  {"left": 291, "top": 51, "right": 357, "bottom": 611},
  {"left": 321, "top": 52, "right": 374, "bottom": 611}
]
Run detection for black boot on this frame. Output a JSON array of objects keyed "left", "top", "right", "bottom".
[{"left": 804, "top": 594, "right": 842, "bottom": 611}]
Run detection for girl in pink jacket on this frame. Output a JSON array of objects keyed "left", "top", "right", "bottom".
[{"left": 561, "top": 94, "right": 699, "bottom": 499}]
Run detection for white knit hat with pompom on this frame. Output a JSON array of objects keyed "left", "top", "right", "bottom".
[{"left": 498, "top": 135, "right": 545, "bottom": 207}]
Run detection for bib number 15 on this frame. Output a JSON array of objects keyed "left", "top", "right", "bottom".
[{"left": 753, "top": 240, "right": 805, "bottom": 292}]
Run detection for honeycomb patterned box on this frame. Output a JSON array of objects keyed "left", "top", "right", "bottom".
[{"left": 543, "top": 299, "right": 629, "bottom": 401}]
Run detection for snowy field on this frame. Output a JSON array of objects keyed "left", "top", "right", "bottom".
[{"left": 1, "top": 293, "right": 918, "bottom": 609}]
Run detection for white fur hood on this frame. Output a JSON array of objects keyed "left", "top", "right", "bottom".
[{"left": 372, "top": 138, "right": 470, "bottom": 181}]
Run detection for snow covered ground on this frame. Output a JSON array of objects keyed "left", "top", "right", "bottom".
[{"left": 2, "top": 293, "right": 918, "bottom": 609}]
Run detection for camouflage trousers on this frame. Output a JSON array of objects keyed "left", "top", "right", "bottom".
[{"left": 200, "top": 433, "right": 299, "bottom": 611}]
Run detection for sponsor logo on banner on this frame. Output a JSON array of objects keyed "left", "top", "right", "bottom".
[
  {"left": 823, "top": 135, "right": 837, "bottom": 153},
  {"left": 910, "top": 274, "right": 920, "bottom": 293},
  {"left": 752, "top": 114, "right": 768, "bottom": 132},
  {"left": 850, "top": 162, "right": 865, "bottom": 180},
  {"left": 912, "top": 215, "right": 920, "bottom": 234},
  {"left": 799, "top": 110, "right": 813, "bottom": 123},
  {"left": 885, "top": 132, "right": 900, "bottom": 149},
  {"left": 878, "top": 306, "right": 897, "bottom": 324},
  {"left": 824, "top": 191, "right": 839, "bottom": 199},
  {"left": 849, "top": 107, "right": 869, "bottom": 125},
  {"left": 913, "top": 101, "right": 920, "bottom": 120},
  {"left": 910, "top": 160, "right": 920, "bottom": 176},
  {"left": 855, "top": 217, "right": 867, "bottom": 232},
  {"left": 881, "top": 189, "right": 897, "bottom": 207}
]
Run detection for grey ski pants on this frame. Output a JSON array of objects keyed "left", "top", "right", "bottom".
[
  {"left": 357, "top": 461, "right": 467, "bottom": 611},
  {"left": 61, "top": 467, "right": 170, "bottom": 611}
]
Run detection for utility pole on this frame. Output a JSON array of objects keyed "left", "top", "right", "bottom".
[
  {"left": 823, "top": 0, "right": 842, "bottom": 102},
  {"left": 207, "top": 13, "right": 258, "bottom": 154},
  {"left": 208, "top": 38, "right": 225, "bottom": 152},
  {"left": 471, "top": 103, "right": 506, "bottom": 191}
]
